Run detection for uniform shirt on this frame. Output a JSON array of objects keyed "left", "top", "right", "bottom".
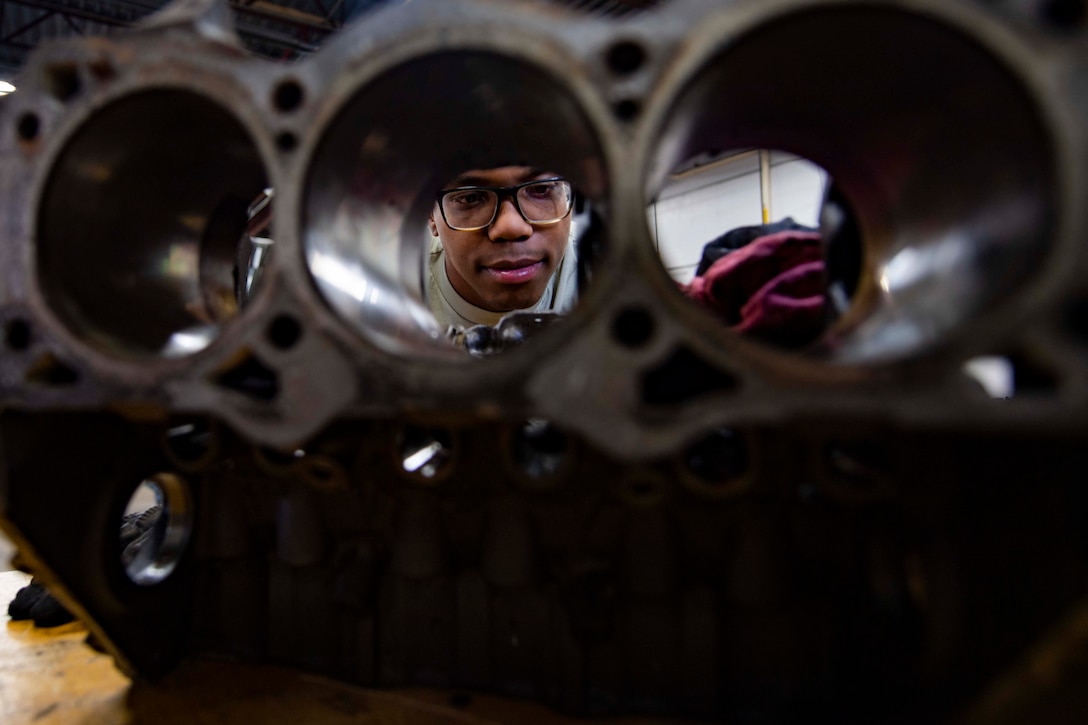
[{"left": 427, "top": 236, "right": 578, "bottom": 330}]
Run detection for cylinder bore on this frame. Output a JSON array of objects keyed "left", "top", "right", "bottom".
[
  {"left": 37, "top": 90, "right": 268, "bottom": 360},
  {"left": 652, "top": 7, "right": 1058, "bottom": 363},
  {"left": 304, "top": 51, "right": 608, "bottom": 358}
]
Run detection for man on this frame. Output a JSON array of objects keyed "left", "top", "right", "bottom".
[{"left": 427, "top": 165, "right": 579, "bottom": 330}]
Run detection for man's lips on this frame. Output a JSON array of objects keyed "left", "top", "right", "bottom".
[{"left": 481, "top": 258, "right": 545, "bottom": 284}]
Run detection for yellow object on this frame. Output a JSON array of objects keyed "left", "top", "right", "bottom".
[
  {"left": 0, "top": 570, "right": 693, "bottom": 724},
  {"left": 0, "top": 571, "right": 130, "bottom": 724}
]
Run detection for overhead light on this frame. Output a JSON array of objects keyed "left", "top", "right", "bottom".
[{"left": 0, "top": 80, "right": 15, "bottom": 96}]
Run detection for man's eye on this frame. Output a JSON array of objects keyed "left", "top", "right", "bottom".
[
  {"left": 449, "top": 191, "right": 486, "bottom": 207},
  {"left": 525, "top": 182, "right": 559, "bottom": 199}
]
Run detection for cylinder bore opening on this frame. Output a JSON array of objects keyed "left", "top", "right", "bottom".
[
  {"left": 304, "top": 51, "right": 609, "bottom": 359},
  {"left": 651, "top": 8, "right": 1057, "bottom": 363},
  {"left": 120, "top": 473, "right": 193, "bottom": 586},
  {"left": 38, "top": 90, "right": 269, "bottom": 359}
]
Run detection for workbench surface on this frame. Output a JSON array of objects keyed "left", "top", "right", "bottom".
[{"left": 0, "top": 570, "right": 684, "bottom": 724}]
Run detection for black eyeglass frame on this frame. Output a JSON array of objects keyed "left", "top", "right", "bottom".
[{"left": 435, "top": 177, "right": 573, "bottom": 232}]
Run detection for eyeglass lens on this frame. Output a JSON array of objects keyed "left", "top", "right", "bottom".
[{"left": 443, "top": 180, "right": 571, "bottom": 230}]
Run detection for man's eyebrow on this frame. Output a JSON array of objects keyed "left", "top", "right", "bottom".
[
  {"left": 517, "top": 167, "right": 550, "bottom": 182},
  {"left": 443, "top": 168, "right": 552, "bottom": 188},
  {"left": 445, "top": 175, "right": 489, "bottom": 188}
]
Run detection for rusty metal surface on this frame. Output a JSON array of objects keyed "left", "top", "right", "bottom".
[{"left": 0, "top": 0, "right": 1087, "bottom": 721}]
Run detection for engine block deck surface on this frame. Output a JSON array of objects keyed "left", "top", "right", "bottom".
[{"left": 1, "top": 0, "right": 1087, "bottom": 721}]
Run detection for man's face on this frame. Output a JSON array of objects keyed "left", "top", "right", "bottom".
[{"left": 429, "top": 166, "right": 572, "bottom": 313}]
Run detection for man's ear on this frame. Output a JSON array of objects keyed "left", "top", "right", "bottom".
[{"left": 428, "top": 213, "right": 439, "bottom": 238}]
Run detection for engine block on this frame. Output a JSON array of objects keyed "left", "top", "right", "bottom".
[{"left": 1, "top": 0, "right": 1087, "bottom": 720}]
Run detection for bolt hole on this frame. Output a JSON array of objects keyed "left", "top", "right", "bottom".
[
  {"left": 121, "top": 474, "right": 193, "bottom": 586},
  {"left": 164, "top": 418, "right": 216, "bottom": 467},
  {"left": 4, "top": 319, "right": 31, "bottom": 350},
  {"left": 612, "top": 306, "right": 655, "bottom": 348},
  {"left": 398, "top": 426, "right": 454, "bottom": 481},
  {"left": 613, "top": 98, "right": 641, "bottom": 122},
  {"left": 46, "top": 63, "right": 81, "bottom": 102},
  {"left": 606, "top": 40, "right": 647, "bottom": 75},
  {"left": 1041, "top": 0, "right": 1086, "bottom": 29},
  {"left": 685, "top": 428, "right": 748, "bottom": 484},
  {"left": 512, "top": 419, "right": 568, "bottom": 480},
  {"left": 276, "top": 131, "right": 298, "bottom": 153},
  {"left": 272, "top": 79, "right": 304, "bottom": 112},
  {"left": 267, "top": 314, "right": 302, "bottom": 349},
  {"left": 16, "top": 113, "right": 40, "bottom": 142}
]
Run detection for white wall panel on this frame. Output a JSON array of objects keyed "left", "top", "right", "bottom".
[
  {"left": 768, "top": 157, "right": 827, "bottom": 227},
  {"left": 653, "top": 173, "right": 763, "bottom": 272}
]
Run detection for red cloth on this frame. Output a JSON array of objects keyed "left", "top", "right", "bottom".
[{"left": 682, "top": 230, "right": 826, "bottom": 347}]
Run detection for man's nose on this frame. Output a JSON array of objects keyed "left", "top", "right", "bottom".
[{"left": 488, "top": 197, "right": 533, "bottom": 241}]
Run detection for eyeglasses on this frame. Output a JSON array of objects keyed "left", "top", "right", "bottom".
[{"left": 436, "top": 177, "right": 573, "bottom": 232}]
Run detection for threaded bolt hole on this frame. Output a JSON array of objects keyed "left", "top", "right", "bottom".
[
  {"left": 612, "top": 306, "right": 655, "bottom": 348},
  {"left": 4, "top": 319, "right": 31, "bottom": 350},
  {"left": 276, "top": 131, "right": 298, "bottom": 153},
  {"left": 267, "top": 314, "right": 302, "bottom": 349},
  {"left": 272, "top": 79, "right": 304, "bottom": 112},
  {"left": 46, "top": 63, "right": 81, "bottom": 102},
  {"left": 613, "top": 98, "right": 641, "bottom": 121},
  {"left": 16, "top": 113, "right": 40, "bottom": 142},
  {"left": 606, "top": 40, "right": 647, "bottom": 75}
]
